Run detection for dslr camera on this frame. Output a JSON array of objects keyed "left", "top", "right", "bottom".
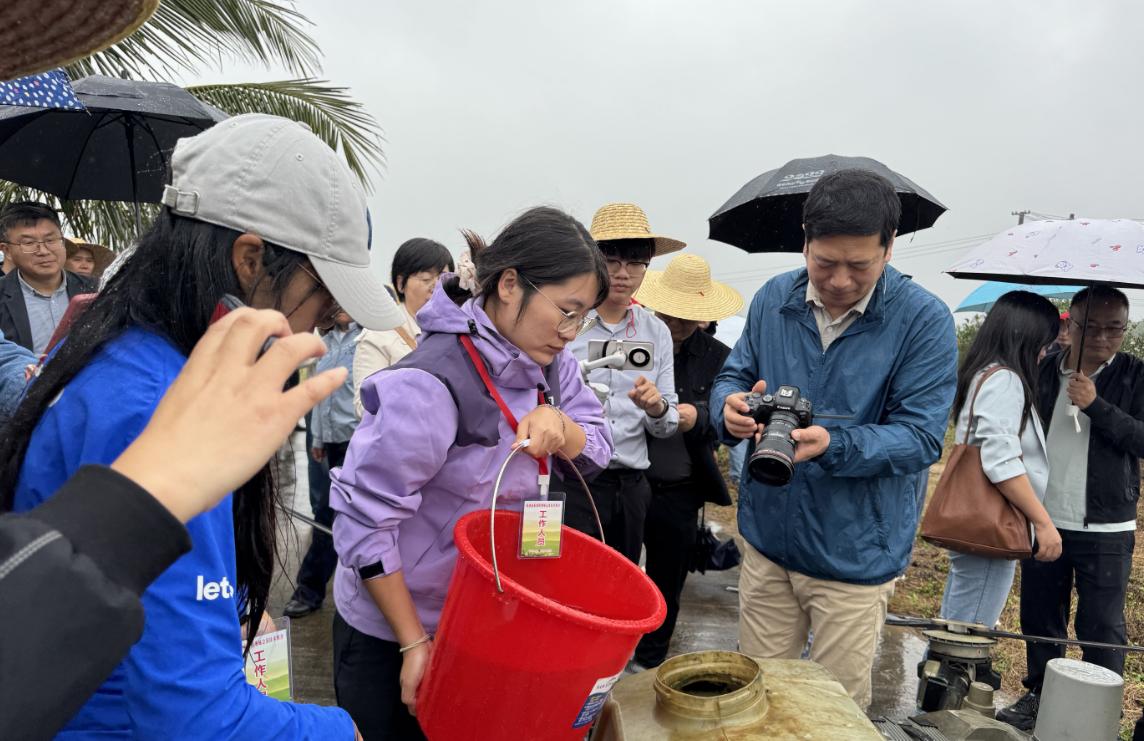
[{"left": 744, "top": 385, "right": 814, "bottom": 486}]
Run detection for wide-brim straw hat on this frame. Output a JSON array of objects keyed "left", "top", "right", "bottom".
[
  {"left": 589, "top": 203, "right": 685, "bottom": 257},
  {"left": 65, "top": 237, "right": 116, "bottom": 277},
  {"left": 635, "top": 253, "right": 744, "bottom": 322},
  {"left": 1, "top": 0, "right": 159, "bottom": 80}
]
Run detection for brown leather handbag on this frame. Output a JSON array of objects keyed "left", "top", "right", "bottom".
[{"left": 920, "top": 366, "right": 1034, "bottom": 559}]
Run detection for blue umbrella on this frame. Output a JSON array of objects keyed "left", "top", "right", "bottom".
[
  {"left": 0, "top": 70, "right": 84, "bottom": 110},
  {"left": 955, "top": 281, "right": 1081, "bottom": 313}
]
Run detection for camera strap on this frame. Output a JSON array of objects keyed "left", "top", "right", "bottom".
[{"left": 458, "top": 334, "right": 549, "bottom": 477}]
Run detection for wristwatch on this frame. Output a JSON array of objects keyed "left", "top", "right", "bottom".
[{"left": 649, "top": 397, "right": 670, "bottom": 419}]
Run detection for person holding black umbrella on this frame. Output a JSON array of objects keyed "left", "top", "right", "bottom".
[
  {"left": 711, "top": 169, "right": 958, "bottom": 709},
  {"left": 0, "top": 201, "right": 94, "bottom": 354}
]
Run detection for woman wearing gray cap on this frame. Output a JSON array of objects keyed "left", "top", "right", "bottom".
[{"left": 0, "top": 114, "right": 401, "bottom": 739}]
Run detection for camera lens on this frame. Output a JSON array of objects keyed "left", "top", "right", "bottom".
[
  {"left": 748, "top": 450, "right": 793, "bottom": 486},
  {"left": 747, "top": 410, "right": 799, "bottom": 486},
  {"left": 628, "top": 348, "right": 651, "bottom": 367}
]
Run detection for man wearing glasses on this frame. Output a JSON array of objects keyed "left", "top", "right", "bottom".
[
  {"left": 1000, "top": 285, "right": 1144, "bottom": 731},
  {"left": 0, "top": 201, "right": 95, "bottom": 354},
  {"left": 567, "top": 203, "right": 683, "bottom": 564}
]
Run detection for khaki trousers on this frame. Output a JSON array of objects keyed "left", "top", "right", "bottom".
[{"left": 738, "top": 543, "right": 895, "bottom": 709}]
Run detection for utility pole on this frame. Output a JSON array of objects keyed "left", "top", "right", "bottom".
[{"left": 1011, "top": 210, "right": 1030, "bottom": 225}]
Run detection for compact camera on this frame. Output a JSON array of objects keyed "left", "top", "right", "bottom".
[{"left": 744, "top": 385, "right": 814, "bottom": 486}]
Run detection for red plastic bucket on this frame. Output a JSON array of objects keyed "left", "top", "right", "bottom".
[{"left": 417, "top": 510, "right": 666, "bottom": 740}]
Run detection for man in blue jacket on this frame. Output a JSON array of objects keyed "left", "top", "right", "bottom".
[{"left": 711, "top": 169, "right": 957, "bottom": 709}]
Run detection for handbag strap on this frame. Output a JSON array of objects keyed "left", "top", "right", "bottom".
[
  {"left": 395, "top": 326, "right": 417, "bottom": 351},
  {"left": 961, "top": 365, "right": 1010, "bottom": 445}
]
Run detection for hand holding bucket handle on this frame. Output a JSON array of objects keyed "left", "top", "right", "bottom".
[{"left": 489, "top": 441, "right": 604, "bottom": 593}]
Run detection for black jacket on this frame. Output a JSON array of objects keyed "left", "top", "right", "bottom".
[
  {"left": 0, "top": 466, "right": 191, "bottom": 741},
  {"left": 0, "top": 269, "right": 95, "bottom": 352},
  {"left": 1037, "top": 350, "right": 1144, "bottom": 525},
  {"left": 648, "top": 330, "right": 733, "bottom": 506}
]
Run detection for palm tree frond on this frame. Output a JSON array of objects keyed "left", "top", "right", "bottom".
[
  {"left": 65, "top": 0, "right": 320, "bottom": 81},
  {"left": 0, "top": 183, "right": 155, "bottom": 250},
  {"left": 190, "top": 79, "right": 384, "bottom": 189}
]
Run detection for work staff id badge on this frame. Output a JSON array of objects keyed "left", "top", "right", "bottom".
[{"left": 519, "top": 499, "right": 564, "bottom": 558}]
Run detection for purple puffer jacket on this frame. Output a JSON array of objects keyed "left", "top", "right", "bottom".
[{"left": 330, "top": 285, "right": 613, "bottom": 641}]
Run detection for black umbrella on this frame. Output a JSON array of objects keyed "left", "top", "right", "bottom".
[
  {"left": 0, "top": 74, "right": 227, "bottom": 228},
  {"left": 708, "top": 154, "right": 947, "bottom": 253}
]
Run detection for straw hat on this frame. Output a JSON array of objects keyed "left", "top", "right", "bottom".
[
  {"left": 65, "top": 237, "right": 116, "bottom": 278},
  {"left": 1, "top": 0, "right": 159, "bottom": 80},
  {"left": 635, "top": 253, "right": 744, "bottom": 322},
  {"left": 589, "top": 203, "right": 685, "bottom": 257}
]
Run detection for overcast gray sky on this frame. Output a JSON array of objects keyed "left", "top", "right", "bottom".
[{"left": 195, "top": 0, "right": 1144, "bottom": 316}]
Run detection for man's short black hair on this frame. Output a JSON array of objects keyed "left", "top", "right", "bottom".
[
  {"left": 0, "top": 201, "right": 61, "bottom": 243},
  {"left": 802, "top": 169, "right": 901, "bottom": 249},
  {"left": 1071, "top": 285, "right": 1129, "bottom": 314}
]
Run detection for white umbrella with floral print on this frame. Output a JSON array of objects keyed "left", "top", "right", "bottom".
[
  {"left": 947, "top": 217, "right": 1144, "bottom": 424},
  {"left": 946, "top": 218, "right": 1144, "bottom": 289}
]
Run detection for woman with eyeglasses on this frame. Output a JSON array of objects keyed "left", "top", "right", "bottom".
[
  {"left": 938, "top": 290, "right": 1063, "bottom": 630},
  {"left": 0, "top": 115, "right": 398, "bottom": 739},
  {"left": 352, "top": 238, "right": 455, "bottom": 417},
  {"left": 329, "top": 206, "right": 614, "bottom": 740}
]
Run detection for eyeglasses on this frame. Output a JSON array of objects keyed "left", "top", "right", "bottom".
[
  {"left": 290, "top": 263, "right": 342, "bottom": 328},
  {"left": 1069, "top": 318, "right": 1127, "bottom": 338},
  {"left": 604, "top": 257, "right": 650, "bottom": 276},
  {"left": 4, "top": 236, "right": 64, "bottom": 254},
  {"left": 521, "top": 274, "right": 592, "bottom": 334}
]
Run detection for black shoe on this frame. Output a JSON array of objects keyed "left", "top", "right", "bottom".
[
  {"left": 283, "top": 597, "right": 321, "bottom": 619},
  {"left": 996, "top": 690, "right": 1039, "bottom": 731}
]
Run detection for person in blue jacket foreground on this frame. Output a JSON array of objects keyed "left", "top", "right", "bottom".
[
  {"left": 711, "top": 169, "right": 957, "bottom": 710},
  {"left": 0, "top": 114, "right": 406, "bottom": 738}
]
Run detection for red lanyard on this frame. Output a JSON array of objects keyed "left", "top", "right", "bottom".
[{"left": 459, "top": 334, "right": 549, "bottom": 475}]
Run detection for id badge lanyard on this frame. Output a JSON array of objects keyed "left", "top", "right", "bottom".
[
  {"left": 459, "top": 334, "right": 566, "bottom": 560},
  {"left": 459, "top": 334, "right": 552, "bottom": 494}
]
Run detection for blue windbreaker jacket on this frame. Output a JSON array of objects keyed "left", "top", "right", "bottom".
[
  {"left": 13, "top": 328, "right": 353, "bottom": 739},
  {"left": 711, "top": 266, "right": 957, "bottom": 585}
]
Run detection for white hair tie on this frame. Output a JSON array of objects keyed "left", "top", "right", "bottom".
[{"left": 457, "top": 249, "right": 479, "bottom": 296}]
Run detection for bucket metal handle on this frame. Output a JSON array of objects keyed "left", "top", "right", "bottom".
[{"left": 489, "top": 441, "right": 604, "bottom": 593}]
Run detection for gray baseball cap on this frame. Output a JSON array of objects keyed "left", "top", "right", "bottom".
[{"left": 160, "top": 113, "right": 404, "bottom": 331}]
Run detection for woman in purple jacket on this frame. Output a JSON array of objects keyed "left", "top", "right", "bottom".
[{"left": 329, "top": 207, "right": 614, "bottom": 740}]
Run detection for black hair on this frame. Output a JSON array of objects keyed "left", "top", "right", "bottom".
[
  {"left": 953, "top": 291, "right": 1060, "bottom": 434},
  {"left": 445, "top": 206, "right": 609, "bottom": 317},
  {"left": 0, "top": 201, "right": 62, "bottom": 242},
  {"left": 391, "top": 238, "right": 454, "bottom": 302},
  {"left": 1071, "top": 285, "right": 1129, "bottom": 314},
  {"left": 802, "top": 169, "right": 901, "bottom": 249},
  {"left": 597, "top": 238, "right": 655, "bottom": 263},
  {"left": 0, "top": 209, "right": 309, "bottom": 652}
]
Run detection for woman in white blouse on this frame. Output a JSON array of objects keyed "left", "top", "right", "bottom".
[
  {"left": 939, "top": 291, "right": 1064, "bottom": 628},
  {"left": 352, "top": 239, "right": 453, "bottom": 417}
]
